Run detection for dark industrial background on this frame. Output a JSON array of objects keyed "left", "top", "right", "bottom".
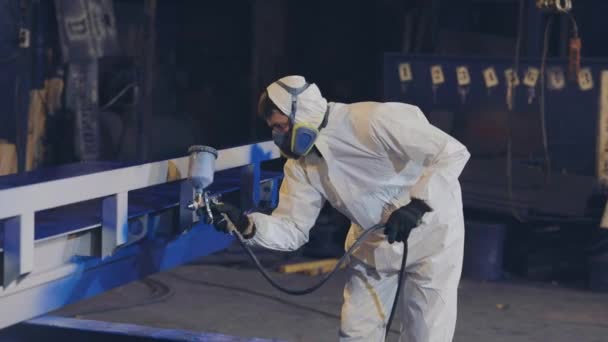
[
  {"left": 2, "top": 0, "right": 606, "bottom": 164},
  {"left": 1, "top": 0, "right": 608, "bottom": 292},
  {"left": 1, "top": 1, "right": 608, "bottom": 341}
]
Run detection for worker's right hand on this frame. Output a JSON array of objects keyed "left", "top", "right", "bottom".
[{"left": 209, "top": 202, "right": 255, "bottom": 239}]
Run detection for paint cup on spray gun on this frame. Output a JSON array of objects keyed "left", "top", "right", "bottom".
[{"left": 187, "top": 145, "right": 218, "bottom": 223}]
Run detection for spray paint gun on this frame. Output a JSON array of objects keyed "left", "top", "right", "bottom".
[{"left": 186, "top": 145, "right": 218, "bottom": 224}]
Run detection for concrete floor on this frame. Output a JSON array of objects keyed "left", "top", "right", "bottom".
[{"left": 54, "top": 248, "right": 608, "bottom": 342}]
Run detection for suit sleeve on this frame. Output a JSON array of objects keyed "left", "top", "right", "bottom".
[{"left": 247, "top": 159, "right": 325, "bottom": 251}]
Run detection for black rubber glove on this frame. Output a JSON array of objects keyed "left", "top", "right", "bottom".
[
  {"left": 384, "top": 198, "right": 433, "bottom": 244},
  {"left": 208, "top": 202, "right": 255, "bottom": 238}
]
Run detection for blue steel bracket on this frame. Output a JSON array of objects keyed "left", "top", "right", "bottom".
[
  {"left": 259, "top": 176, "right": 281, "bottom": 210},
  {"left": 2, "top": 212, "right": 35, "bottom": 288},
  {"left": 101, "top": 192, "right": 129, "bottom": 258},
  {"left": 0, "top": 141, "right": 281, "bottom": 329},
  {"left": 240, "top": 163, "right": 261, "bottom": 211},
  {"left": 239, "top": 142, "right": 279, "bottom": 211},
  {"left": 0, "top": 316, "right": 286, "bottom": 342}
]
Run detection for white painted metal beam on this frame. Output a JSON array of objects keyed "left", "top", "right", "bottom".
[
  {"left": 3, "top": 212, "right": 35, "bottom": 288},
  {"left": 101, "top": 192, "right": 129, "bottom": 257},
  {"left": 0, "top": 141, "right": 280, "bottom": 220}
]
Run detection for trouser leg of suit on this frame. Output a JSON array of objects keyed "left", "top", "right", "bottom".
[
  {"left": 339, "top": 258, "right": 399, "bottom": 342},
  {"left": 339, "top": 223, "right": 464, "bottom": 342}
]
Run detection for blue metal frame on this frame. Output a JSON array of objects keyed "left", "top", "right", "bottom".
[{"left": 0, "top": 142, "right": 284, "bottom": 330}]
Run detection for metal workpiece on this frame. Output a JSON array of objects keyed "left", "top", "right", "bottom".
[{"left": 0, "top": 141, "right": 281, "bottom": 329}]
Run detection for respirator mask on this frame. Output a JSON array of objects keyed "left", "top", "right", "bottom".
[{"left": 271, "top": 80, "right": 328, "bottom": 159}]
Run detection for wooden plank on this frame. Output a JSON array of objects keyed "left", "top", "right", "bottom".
[
  {"left": 279, "top": 259, "right": 343, "bottom": 276},
  {"left": 26, "top": 89, "right": 46, "bottom": 171},
  {"left": 25, "top": 78, "right": 63, "bottom": 172},
  {"left": 166, "top": 160, "right": 181, "bottom": 182},
  {"left": 0, "top": 141, "right": 18, "bottom": 176}
]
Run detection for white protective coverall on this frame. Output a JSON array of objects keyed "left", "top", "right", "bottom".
[{"left": 248, "top": 76, "right": 470, "bottom": 342}]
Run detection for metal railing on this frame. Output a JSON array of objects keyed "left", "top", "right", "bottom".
[{"left": 0, "top": 141, "right": 280, "bottom": 289}]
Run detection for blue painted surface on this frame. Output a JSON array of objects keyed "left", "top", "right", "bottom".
[
  {"left": 247, "top": 144, "right": 275, "bottom": 206},
  {"left": 0, "top": 219, "right": 235, "bottom": 330},
  {"left": 34, "top": 316, "right": 283, "bottom": 341},
  {"left": 383, "top": 54, "right": 608, "bottom": 177},
  {"left": 463, "top": 221, "right": 507, "bottom": 281},
  {"left": 0, "top": 145, "right": 284, "bottom": 330},
  {"left": 0, "top": 163, "right": 283, "bottom": 326},
  {"left": 0, "top": 316, "right": 284, "bottom": 341},
  {"left": 0, "top": 164, "right": 282, "bottom": 245}
]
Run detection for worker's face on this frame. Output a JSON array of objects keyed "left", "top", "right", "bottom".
[{"left": 266, "top": 110, "right": 290, "bottom": 134}]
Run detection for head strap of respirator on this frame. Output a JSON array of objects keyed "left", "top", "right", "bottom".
[{"left": 275, "top": 80, "right": 328, "bottom": 157}]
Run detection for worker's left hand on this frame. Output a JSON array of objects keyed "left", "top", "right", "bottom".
[
  {"left": 208, "top": 202, "right": 255, "bottom": 238},
  {"left": 384, "top": 198, "right": 433, "bottom": 244}
]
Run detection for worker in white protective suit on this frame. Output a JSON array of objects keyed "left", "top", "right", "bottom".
[{"left": 210, "top": 75, "right": 470, "bottom": 342}]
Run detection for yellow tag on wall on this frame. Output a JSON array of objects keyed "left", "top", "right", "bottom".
[
  {"left": 483, "top": 67, "right": 499, "bottom": 88},
  {"left": 523, "top": 67, "right": 540, "bottom": 87},
  {"left": 430, "top": 65, "right": 445, "bottom": 85},
  {"left": 505, "top": 68, "right": 520, "bottom": 87},
  {"left": 398, "top": 63, "right": 413, "bottom": 82},
  {"left": 456, "top": 66, "right": 471, "bottom": 86},
  {"left": 547, "top": 67, "right": 566, "bottom": 90}
]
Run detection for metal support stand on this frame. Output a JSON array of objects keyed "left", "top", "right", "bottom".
[
  {"left": 101, "top": 192, "right": 128, "bottom": 258},
  {"left": 3, "top": 212, "right": 35, "bottom": 288}
]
